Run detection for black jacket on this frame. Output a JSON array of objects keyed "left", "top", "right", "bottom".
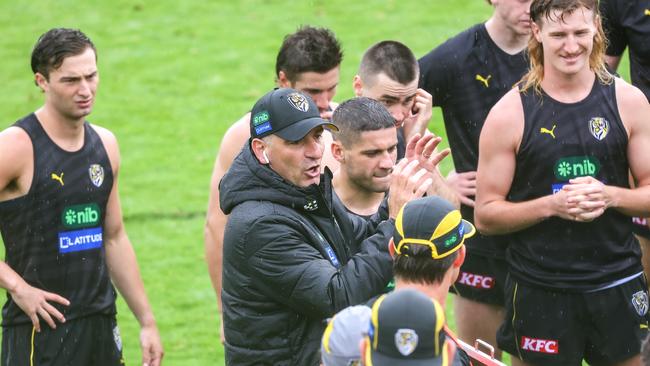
[{"left": 220, "top": 144, "right": 395, "bottom": 366}]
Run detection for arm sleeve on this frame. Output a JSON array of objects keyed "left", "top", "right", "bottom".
[
  {"left": 245, "top": 216, "right": 394, "bottom": 319},
  {"left": 600, "top": 0, "right": 627, "bottom": 56}
]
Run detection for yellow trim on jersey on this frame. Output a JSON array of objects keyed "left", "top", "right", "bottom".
[
  {"left": 30, "top": 326, "right": 36, "bottom": 366},
  {"left": 512, "top": 282, "right": 524, "bottom": 361}
]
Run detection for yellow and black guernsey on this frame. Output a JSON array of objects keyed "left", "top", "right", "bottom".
[
  {"left": 419, "top": 23, "right": 529, "bottom": 259},
  {"left": 508, "top": 80, "right": 642, "bottom": 291},
  {"left": 0, "top": 113, "right": 116, "bottom": 326}
]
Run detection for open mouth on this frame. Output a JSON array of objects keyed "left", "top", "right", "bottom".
[{"left": 305, "top": 165, "right": 320, "bottom": 178}]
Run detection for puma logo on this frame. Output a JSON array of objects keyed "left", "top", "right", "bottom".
[
  {"left": 476, "top": 74, "right": 492, "bottom": 88},
  {"left": 51, "top": 172, "right": 64, "bottom": 186},
  {"left": 540, "top": 124, "right": 557, "bottom": 139},
  {"left": 645, "top": 9, "right": 650, "bottom": 16}
]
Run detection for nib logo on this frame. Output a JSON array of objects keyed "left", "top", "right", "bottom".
[
  {"left": 554, "top": 156, "right": 600, "bottom": 180},
  {"left": 520, "top": 336, "right": 559, "bottom": 354},
  {"left": 457, "top": 272, "right": 494, "bottom": 289},
  {"left": 61, "top": 203, "right": 101, "bottom": 229}
]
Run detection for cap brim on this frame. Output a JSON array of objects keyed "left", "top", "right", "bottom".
[
  {"left": 369, "top": 350, "right": 443, "bottom": 366},
  {"left": 461, "top": 219, "right": 476, "bottom": 239},
  {"left": 275, "top": 117, "right": 338, "bottom": 142}
]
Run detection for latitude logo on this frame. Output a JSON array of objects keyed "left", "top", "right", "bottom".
[
  {"left": 62, "top": 203, "right": 101, "bottom": 229},
  {"left": 554, "top": 156, "right": 601, "bottom": 180}
]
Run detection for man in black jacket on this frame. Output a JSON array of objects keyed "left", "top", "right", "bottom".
[{"left": 220, "top": 88, "right": 443, "bottom": 365}]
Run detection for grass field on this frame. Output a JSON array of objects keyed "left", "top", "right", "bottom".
[{"left": 0, "top": 1, "right": 631, "bottom": 365}]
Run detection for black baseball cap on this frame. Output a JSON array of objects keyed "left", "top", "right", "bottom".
[
  {"left": 364, "top": 289, "right": 452, "bottom": 366},
  {"left": 250, "top": 88, "right": 338, "bottom": 142},
  {"left": 393, "top": 196, "right": 475, "bottom": 259}
]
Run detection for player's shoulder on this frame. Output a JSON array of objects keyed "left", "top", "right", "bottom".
[
  {"left": 223, "top": 112, "right": 252, "bottom": 143},
  {"left": 89, "top": 123, "right": 119, "bottom": 154},
  {"left": 0, "top": 125, "right": 32, "bottom": 155},
  {"left": 420, "top": 23, "right": 483, "bottom": 64},
  {"left": 216, "top": 112, "right": 252, "bottom": 168},
  {"left": 487, "top": 87, "right": 524, "bottom": 125},
  {"left": 614, "top": 77, "right": 648, "bottom": 107},
  {"left": 89, "top": 123, "right": 117, "bottom": 143}
]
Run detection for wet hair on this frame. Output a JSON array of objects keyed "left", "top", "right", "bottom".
[
  {"left": 331, "top": 97, "right": 395, "bottom": 147},
  {"left": 393, "top": 244, "right": 459, "bottom": 285},
  {"left": 358, "top": 40, "right": 418, "bottom": 87},
  {"left": 31, "top": 28, "right": 96, "bottom": 82},
  {"left": 520, "top": 0, "right": 612, "bottom": 94},
  {"left": 275, "top": 26, "right": 343, "bottom": 83}
]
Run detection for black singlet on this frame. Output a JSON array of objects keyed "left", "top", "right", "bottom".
[
  {"left": 0, "top": 114, "right": 116, "bottom": 326},
  {"left": 507, "top": 80, "right": 641, "bottom": 291}
]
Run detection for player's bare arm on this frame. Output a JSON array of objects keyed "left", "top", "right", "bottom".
[
  {"left": 475, "top": 89, "right": 577, "bottom": 235},
  {"left": 96, "top": 125, "right": 164, "bottom": 366},
  {"left": 205, "top": 114, "right": 250, "bottom": 304},
  {"left": 597, "top": 79, "right": 650, "bottom": 217},
  {"left": 0, "top": 127, "right": 70, "bottom": 332}
]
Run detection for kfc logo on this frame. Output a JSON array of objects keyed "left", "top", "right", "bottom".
[
  {"left": 457, "top": 272, "right": 494, "bottom": 289},
  {"left": 520, "top": 336, "right": 559, "bottom": 354}
]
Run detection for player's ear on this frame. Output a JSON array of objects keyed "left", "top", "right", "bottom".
[
  {"left": 277, "top": 71, "right": 291, "bottom": 88},
  {"left": 251, "top": 138, "right": 269, "bottom": 165},
  {"left": 353, "top": 75, "right": 363, "bottom": 97},
  {"left": 388, "top": 238, "right": 396, "bottom": 258},
  {"left": 453, "top": 245, "right": 466, "bottom": 268},
  {"left": 35, "top": 72, "right": 48, "bottom": 92},
  {"left": 531, "top": 21, "right": 542, "bottom": 43},
  {"left": 331, "top": 140, "right": 344, "bottom": 163}
]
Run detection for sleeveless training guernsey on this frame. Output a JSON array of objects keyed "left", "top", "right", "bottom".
[
  {"left": 507, "top": 79, "right": 642, "bottom": 291},
  {"left": 0, "top": 113, "right": 116, "bottom": 326}
]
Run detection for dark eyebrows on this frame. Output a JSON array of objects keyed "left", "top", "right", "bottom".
[{"left": 58, "top": 70, "right": 98, "bottom": 82}]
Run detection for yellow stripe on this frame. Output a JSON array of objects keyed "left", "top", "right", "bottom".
[
  {"left": 364, "top": 337, "right": 373, "bottom": 366},
  {"left": 395, "top": 206, "right": 405, "bottom": 238},
  {"left": 433, "top": 300, "right": 445, "bottom": 355},
  {"left": 30, "top": 326, "right": 36, "bottom": 366},
  {"left": 432, "top": 210, "right": 461, "bottom": 239},
  {"left": 371, "top": 295, "right": 387, "bottom": 350},
  {"left": 441, "top": 340, "right": 449, "bottom": 366},
  {"left": 641, "top": 323, "right": 648, "bottom": 329},
  {"left": 322, "top": 315, "right": 336, "bottom": 354},
  {"left": 512, "top": 282, "right": 524, "bottom": 360}
]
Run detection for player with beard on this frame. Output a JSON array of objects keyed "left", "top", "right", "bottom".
[{"left": 204, "top": 25, "right": 343, "bottom": 342}]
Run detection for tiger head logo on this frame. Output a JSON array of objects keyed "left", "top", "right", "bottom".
[
  {"left": 588, "top": 117, "right": 609, "bottom": 141},
  {"left": 287, "top": 92, "right": 310, "bottom": 112}
]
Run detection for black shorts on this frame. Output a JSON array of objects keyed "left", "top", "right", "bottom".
[
  {"left": 497, "top": 275, "right": 650, "bottom": 366},
  {"left": 2, "top": 314, "right": 125, "bottom": 366},
  {"left": 450, "top": 250, "right": 507, "bottom": 306},
  {"left": 633, "top": 217, "right": 650, "bottom": 239}
]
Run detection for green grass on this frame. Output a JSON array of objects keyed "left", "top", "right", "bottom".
[{"left": 0, "top": 1, "right": 631, "bottom": 365}]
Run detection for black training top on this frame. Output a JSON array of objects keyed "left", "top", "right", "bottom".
[
  {"left": 507, "top": 79, "right": 641, "bottom": 291},
  {"left": 601, "top": 0, "right": 650, "bottom": 101},
  {"left": 419, "top": 23, "right": 529, "bottom": 258},
  {"left": 0, "top": 114, "right": 116, "bottom": 326}
]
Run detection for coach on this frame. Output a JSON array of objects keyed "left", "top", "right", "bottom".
[{"left": 219, "top": 88, "right": 435, "bottom": 365}]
